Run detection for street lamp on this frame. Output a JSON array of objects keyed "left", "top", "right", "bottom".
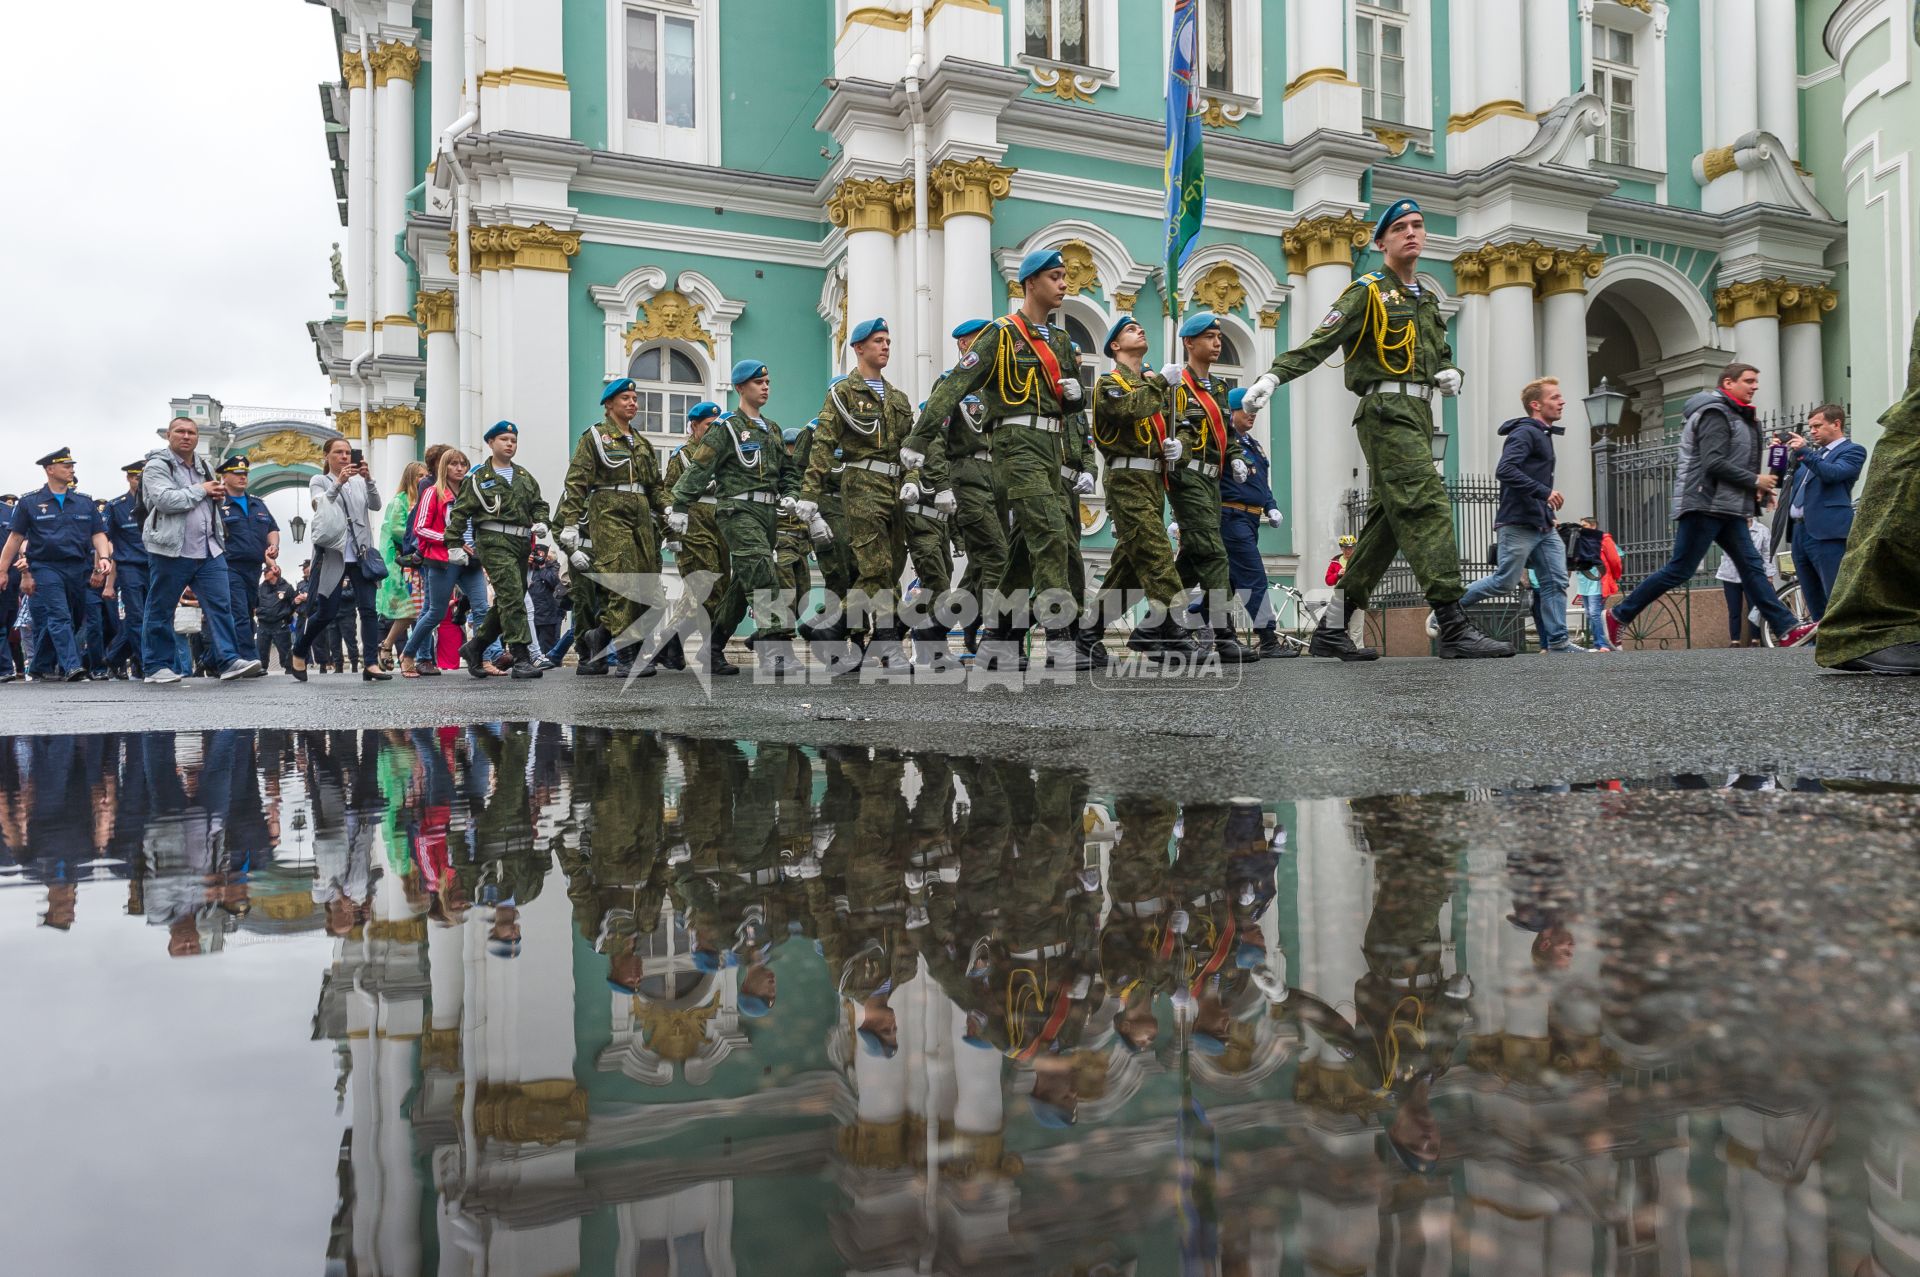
[
  {"left": 290, "top": 514, "right": 307, "bottom": 544},
  {"left": 1584, "top": 377, "right": 1628, "bottom": 525},
  {"left": 1429, "top": 419, "right": 1450, "bottom": 470}
]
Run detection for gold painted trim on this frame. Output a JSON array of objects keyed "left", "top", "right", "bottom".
[
  {"left": 343, "top": 320, "right": 367, "bottom": 332},
  {"left": 371, "top": 42, "right": 421, "bottom": 87},
  {"left": 929, "top": 0, "right": 1000, "bottom": 13},
  {"left": 625, "top": 289, "right": 716, "bottom": 356},
  {"left": 1257, "top": 309, "right": 1280, "bottom": 330},
  {"left": 465, "top": 221, "right": 583, "bottom": 273},
  {"left": 1369, "top": 126, "right": 1413, "bottom": 157},
  {"left": 930, "top": 157, "right": 1016, "bottom": 226},
  {"left": 381, "top": 314, "right": 418, "bottom": 329},
  {"left": 340, "top": 52, "right": 368, "bottom": 90},
  {"left": 1698, "top": 145, "right": 1739, "bottom": 182},
  {"left": 1780, "top": 284, "right": 1839, "bottom": 327},
  {"left": 1714, "top": 278, "right": 1790, "bottom": 326},
  {"left": 477, "top": 67, "right": 570, "bottom": 90},
  {"left": 1446, "top": 99, "right": 1536, "bottom": 134},
  {"left": 1281, "top": 212, "right": 1372, "bottom": 274},
  {"left": 827, "top": 175, "right": 904, "bottom": 235},
  {"left": 1452, "top": 252, "right": 1490, "bottom": 296},
  {"left": 416, "top": 290, "right": 456, "bottom": 334},
  {"left": 845, "top": 5, "right": 911, "bottom": 32},
  {"left": 1189, "top": 261, "right": 1248, "bottom": 317},
  {"left": 1283, "top": 67, "right": 1355, "bottom": 100},
  {"left": 1535, "top": 248, "right": 1606, "bottom": 299}
]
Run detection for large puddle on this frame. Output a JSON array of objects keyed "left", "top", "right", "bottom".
[{"left": 4, "top": 727, "right": 1920, "bottom": 1275}]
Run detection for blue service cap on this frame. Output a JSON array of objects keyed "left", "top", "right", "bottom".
[
  {"left": 1373, "top": 198, "right": 1422, "bottom": 242},
  {"left": 122, "top": 460, "right": 147, "bottom": 475},
  {"left": 849, "top": 317, "right": 888, "bottom": 346},
  {"left": 1018, "top": 247, "right": 1064, "bottom": 282},
  {"left": 1178, "top": 310, "right": 1221, "bottom": 340},
  {"left": 1027, "top": 1095, "right": 1076, "bottom": 1129},
  {"left": 36, "top": 447, "right": 75, "bottom": 467},
  {"left": 687, "top": 401, "right": 724, "bottom": 424},
  {"left": 216, "top": 455, "right": 251, "bottom": 474},
  {"left": 1227, "top": 388, "right": 1248, "bottom": 412},
  {"left": 1191, "top": 1029, "right": 1229, "bottom": 1057},
  {"left": 856, "top": 1026, "right": 897, "bottom": 1058},
  {"left": 692, "top": 947, "right": 736, "bottom": 973},
  {"left": 731, "top": 358, "right": 768, "bottom": 384},
  {"left": 781, "top": 426, "right": 801, "bottom": 445},
  {"left": 1103, "top": 313, "right": 1142, "bottom": 356},
  {"left": 951, "top": 318, "right": 990, "bottom": 339},
  {"left": 600, "top": 377, "right": 637, "bottom": 405},
  {"left": 483, "top": 420, "right": 519, "bottom": 442},
  {"left": 487, "top": 936, "right": 522, "bottom": 959},
  {"left": 738, "top": 994, "right": 772, "bottom": 1019}
]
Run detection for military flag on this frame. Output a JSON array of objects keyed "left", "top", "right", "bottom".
[{"left": 1164, "top": 0, "right": 1206, "bottom": 323}]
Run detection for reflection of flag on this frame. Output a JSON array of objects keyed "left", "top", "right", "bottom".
[
  {"left": 1164, "top": 0, "right": 1206, "bottom": 319},
  {"left": 1176, "top": 1033, "right": 1221, "bottom": 1276}
]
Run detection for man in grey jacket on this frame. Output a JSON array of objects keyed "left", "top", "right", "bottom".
[
  {"left": 139, "top": 417, "right": 263, "bottom": 682},
  {"left": 1602, "top": 364, "right": 1817, "bottom": 649}
]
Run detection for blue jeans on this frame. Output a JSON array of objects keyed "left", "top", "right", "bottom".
[
  {"left": 1459, "top": 524, "right": 1570, "bottom": 649},
  {"left": 106, "top": 562, "right": 148, "bottom": 674},
  {"left": 1790, "top": 534, "right": 1846, "bottom": 622},
  {"left": 145, "top": 554, "right": 248, "bottom": 673},
  {"left": 1580, "top": 594, "right": 1613, "bottom": 648},
  {"left": 402, "top": 559, "right": 489, "bottom": 661},
  {"left": 1220, "top": 510, "right": 1275, "bottom": 631},
  {"left": 25, "top": 559, "right": 92, "bottom": 674},
  {"left": 1617, "top": 513, "right": 1796, "bottom": 636}
]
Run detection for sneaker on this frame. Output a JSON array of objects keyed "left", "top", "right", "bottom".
[
  {"left": 144, "top": 668, "right": 183, "bottom": 685},
  {"left": 1424, "top": 610, "right": 1439, "bottom": 639},
  {"left": 1603, "top": 608, "right": 1625, "bottom": 649},
  {"left": 219, "top": 658, "right": 263, "bottom": 681},
  {"left": 1540, "top": 642, "right": 1588, "bottom": 654},
  {"left": 1783, "top": 620, "right": 1819, "bottom": 648}
]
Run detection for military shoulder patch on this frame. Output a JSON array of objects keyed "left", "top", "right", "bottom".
[
  {"left": 1358, "top": 271, "right": 1385, "bottom": 286},
  {"left": 960, "top": 350, "right": 981, "bottom": 368},
  {"left": 1104, "top": 386, "right": 1124, "bottom": 399},
  {"left": 1319, "top": 308, "right": 1344, "bottom": 329}
]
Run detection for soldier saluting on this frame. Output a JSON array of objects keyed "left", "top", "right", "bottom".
[{"left": 1240, "top": 198, "right": 1511, "bottom": 660}]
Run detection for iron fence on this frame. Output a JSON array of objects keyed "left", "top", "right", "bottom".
[{"left": 1342, "top": 475, "right": 1508, "bottom": 611}]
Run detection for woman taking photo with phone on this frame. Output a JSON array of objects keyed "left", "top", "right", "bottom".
[{"left": 290, "top": 439, "right": 388, "bottom": 682}]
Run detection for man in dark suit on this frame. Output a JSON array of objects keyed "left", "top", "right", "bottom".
[{"left": 1777, "top": 403, "right": 1866, "bottom": 622}]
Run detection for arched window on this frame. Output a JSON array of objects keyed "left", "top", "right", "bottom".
[
  {"left": 1215, "top": 327, "right": 1245, "bottom": 386},
  {"left": 628, "top": 343, "right": 705, "bottom": 435},
  {"left": 1063, "top": 314, "right": 1102, "bottom": 389}
]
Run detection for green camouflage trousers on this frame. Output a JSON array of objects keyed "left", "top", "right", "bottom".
[
  {"left": 992, "top": 424, "right": 1074, "bottom": 622},
  {"left": 1340, "top": 400, "right": 1465, "bottom": 610},
  {"left": 1095, "top": 467, "right": 1183, "bottom": 620},
  {"left": 841, "top": 469, "right": 907, "bottom": 626},
  {"left": 710, "top": 500, "right": 791, "bottom": 641},
  {"left": 585, "top": 490, "right": 662, "bottom": 638},
  {"left": 949, "top": 455, "right": 1007, "bottom": 630},
  {"left": 1816, "top": 413, "right": 1920, "bottom": 666},
  {"left": 904, "top": 509, "right": 953, "bottom": 623},
  {"left": 675, "top": 500, "right": 730, "bottom": 620},
  {"left": 1167, "top": 468, "right": 1231, "bottom": 595},
  {"left": 472, "top": 532, "right": 532, "bottom": 647},
  {"left": 775, "top": 516, "right": 812, "bottom": 619}
]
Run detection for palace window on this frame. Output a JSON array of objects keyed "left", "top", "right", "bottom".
[
  {"left": 1593, "top": 25, "right": 1637, "bottom": 167},
  {"left": 1063, "top": 314, "right": 1102, "bottom": 391},
  {"left": 628, "top": 343, "right": 705, "bottom": 437},
  {"left": 1214, "top": 328, "right": 1245, "bottom": 386},
  {"left": 1200, "top": 0, "right": 1234, "bottom": 92},
  {"left": 1355, "top": 0, "right": 1409, "bottom": 124},
  {"left": 1025, "top": 0, "right": 1091, "bottom": 67},
  {"left": 614, "top": 1, "right": 716, "bottom": 165}
]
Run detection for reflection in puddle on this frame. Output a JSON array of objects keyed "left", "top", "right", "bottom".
[{"left": 4, "top": 727, "right": 1919, "bottom": 1275}]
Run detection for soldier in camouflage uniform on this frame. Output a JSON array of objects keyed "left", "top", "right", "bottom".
[
  {"left": 667, "top": 359, "right": 804, "bottom": 677},
  {"left": 791, "top": 418, "right": 855, "bottom": 648},
  {"left": 903, "top": 319, "right": 1005, "bottom": 656},
  {"left": 774, "top": 426, "right": 813, "bottom": 630},
  {"left": 453, "top": 723, "right": 552, "bottom": 957},
  {"left": 656, "top": 402, "right": 730, "bottom": 674},
  {"left": 558, "top": 727, "right": 671, "bottom": 986},
  {"left": 556, "top": 377, "right": 671, "bottom": 675},
  {"left": 1088, "top": 315, "right": 1201, "bottom": 658},
  {"left": 1060, "top": 405, "right": 1107, "bottom": 667},
  {"left": 445, "top": 421, "right": 551, "bottom": 679},
  {"left": 1160, "top": 311, "right": 1255, "bottom": 662},
  {"left": 898, "top": 410, "right": 961, "bottom": 673},
  {"left": 918, "top": 248, "right": 1095, "bottom": 673},
  {"left": 796, "top": 318, "right": 921, "bottom": 675},
  {"left": 1817, "top": 308, "right": 1920, "bottom": 674},
  {"left": 1241, "top": 198, "right": 1511, "bottom": 660}
]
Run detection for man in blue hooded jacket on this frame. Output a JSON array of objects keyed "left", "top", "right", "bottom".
[{"left": 1440, "top": 377, "right": 1576, "bottom": 651}]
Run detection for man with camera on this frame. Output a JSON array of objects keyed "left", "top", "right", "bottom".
[{"left": 1772, "top": 404, "right": 1866, "bottom": 624}]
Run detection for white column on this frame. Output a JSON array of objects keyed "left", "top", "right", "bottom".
[
  {"left": 1285, "top": 217, "right": 1367, "bottom": 604},
  {"left": 1282, "top": 0, "right": 1362, "bottom": 144},
  {"left": 423, "top": 293, "right": 459, "bottom": 450},
  {"left": 377, "top": 42, "right": 420, "bottom": 362},
  {"left": 1454, "top": 289, "right": 1492, "bottom": 475},
  {"left": 942, "top": 212, "right": 994, "bottom": 348},
  {"left": 1451, "top": 0, "right": 1534, "bottom": 170},
  {"left": 1727, "top": 280, "right": 1786, "bottom": 416},
  {"left": 481, "top": 0, "right": 570, "bottom": 135},
  {"left": 1540, "top": 256, "right": 1596, "bottom": 518},
  {"left": 1755, "top": 0, "right": 1797, "bottom": 156},
  {"left": 1714, "top": 0, "right": 1760, "bottom": 144},
  {"left": 892, "top": 226, "right": 921, "bottom": 401},
  {"left": 844, "top": 232, "right": 896, "bottom": 357},
  {"left": 1780, "top": 288, "right": 1834, "bottom": 412},
  {"left": 1522, "top": 0, "right": 1571, "bottom": 115},
  {"left": 430, "top": 0, "right": 464, "bottom": 138},
  {"left": 1482, "top": 244, "right": 1542, "bottom": 473},
  {"left": 481, "top": 239, "right": 578, "bottom": 484},
  {"left": 344, "top": 49, "right": 372, "bottom": 363}
]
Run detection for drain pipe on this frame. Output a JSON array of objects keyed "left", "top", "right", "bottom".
[
  {"left": 435, "top": 0, "right": 484, "bottom": 456},
  {"left": 906, "top": 0, "right": 933, "bottom": 399},
  {"left": 346, "top": 24, "right": 379, "bottom": 450}
]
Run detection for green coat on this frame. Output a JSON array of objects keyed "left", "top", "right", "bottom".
[
  {"left": 802, "top": 376, "right": 921, "bottom": 502},
  {"left": 1266, "top": 270, "right": 1458, "bottom": 399}
]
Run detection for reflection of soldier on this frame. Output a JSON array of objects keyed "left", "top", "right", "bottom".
[
  {"left": 559, "top": 728, "right": 670, "bottom": 989},
  {"left": 1100, "top": 796, "right": 1182, "bottom": 1052},
  {"left": 454, "top": 725, "right": 551, "bottom": 955},
  {"left": 811, "top": 748, "right": 917, "bottom": 1053}
]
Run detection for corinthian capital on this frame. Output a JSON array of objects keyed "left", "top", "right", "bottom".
[
  {"left": 930, "top": 157, "right": 1018, "bottom": 225},
  {"left": 371, "top": 41, "right": 421, "bottom": 86},
  {"left": 826, "top": 176, "right": 902, "bottom": 235},
  {"left": 1281, "top": 212, "right": 1372, "bottom": 274}
]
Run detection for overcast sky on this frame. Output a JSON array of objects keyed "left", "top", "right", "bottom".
[{"left": 0, "top": 1, "right": 342, "bottom": 499}]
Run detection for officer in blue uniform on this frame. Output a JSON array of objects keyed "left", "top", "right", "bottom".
[
  {"left": 103, "top": 461, "right": 151, "bottom": 678},
  {"left": 0, "top": 493, "right": 22, "bottom": 681},
  {"left": 0, "top": 447, "right": 114, "bottom": 682},
  {"left": 216, "top": 456, "right": 279, "bottom": 662},
  {"left": 1218, "top": 387, "right": 1289, "bottom": 657}
]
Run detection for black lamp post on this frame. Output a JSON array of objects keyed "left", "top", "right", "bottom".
[
  {"left": 290, "top": 514, "right": 307, "bottom": 544},
  {"left": 1429, "top": 417, "right": 1450, "bottom": 472},
  {"left": 1584, "top": 377, "right": 1628, "bottom": 525}
]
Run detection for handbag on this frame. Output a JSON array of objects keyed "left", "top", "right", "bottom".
[
  {"left": 310, "top": 489, "right": 349, "bottom": 550},
  {"left": 359, "top": 547, "right": 390, "bottom": 582},
  {"left": 174, "top": 603, "right": 203, "bottom": 636}
]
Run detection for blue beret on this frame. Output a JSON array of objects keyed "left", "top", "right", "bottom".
[
  {"left": 856, "top": 1026, "right": 896, "bottom": 1058},
  {"left": 1233, "top": 939, "right": 1266, "bottom": 968},
  {"left": 1227, "top": 388, "right": 1248, "bottom": 412},
  {"left": 599, "top": 377, "right": 637, "bottom": 405},
  {"left": 849, "top": 317, "right": 888, "bottom": 345},
  {"left": 691, "top": 947, "right": 735, "bottom": 973},
  {"left": 781, "top": 426, "right": 801, "bottom": 445},
  {"left": 1103, "top": 314, "right": 1142, "bottom": 355},
  {"left": 951, "top": 318, "right": 989, "bottom": 339},
  {"left": 1027, "top": 1095, "right": 1076, "bottom": 1129},
  {"left": 687, "top": 401, "right": 723, "bottom": 423},
  {"left": 1178, "top": 310, "right": 1221, "bottom": 339},
  {"left": 1191, "top": 1029, "right": 1229, "bottom": 1057},
  {"left": 731, "top": 358, "right": 768, "bottom": 384},
  {"left": 1018, "top": 248, "right": 1065, "bottom": 282},
  {"left": 483, "top": 420, "right": 518, "bottom": 442},
  {"left": 738, "top": 994, "right": 772, "bottom": 1019},
  {"left": 487, "top": 936, "right": 521, "bottom": 959},
  {"left": 1373, "top": 198, "right": 1422, "bottom": 241},
  {"left": 36, "top": 447, "right": 75, "bottom": 467}
]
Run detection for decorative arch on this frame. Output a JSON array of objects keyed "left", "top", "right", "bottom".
[
  {"left": 234, "top": 420, "right": 347, "bottom": 496},
  {"left": 1175, "top": 242, "right": 1291, "bottom": 322},
  {"left": 817, "top": 264, "right": 849, "bottom": 381},
  {"left": 1588, "top": 253, "right": 1717, "bottom": 363},
  {"left": 994, "top": 219, "right": 1155, "bottom": 302},
  {"left": 589, "top": 265, "right": 747, "bottom": 397}
]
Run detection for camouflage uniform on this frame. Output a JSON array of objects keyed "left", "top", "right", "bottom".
[
  {"left": 1091, "top": 365, "right": 1183, "bottom": 624},
  {"left": 664, "top": 448, "right": 729, "bottom": 621},
  {"left": 1167, "top": 370, "right": 1245, "bottom": 607},
  {"left": 804, "top": 376, "right": 920, "bottom": 632},
  {"left": 558, "top": 728, "right": 670, "bottom": 954},
  {"left": 445, "top": 461, "right": 549, "bottom": 649},
  {"left": 670, "top": 411, "right": 801, "bottom": 644},
  {"left": 905, "top": 373, "right": 1007, "bottom": 642},
  {"left": 790, "top": 423, "right": 852, "bottom": 611},
  {"left": 554, "top": 413, "right": 669, "bottom": 648}
]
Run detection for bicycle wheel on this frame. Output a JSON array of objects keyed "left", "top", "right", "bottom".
[{"left": 1760, "top": 582, "right": 1809, "bottom": 648}]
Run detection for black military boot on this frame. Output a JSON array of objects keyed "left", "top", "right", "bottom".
[
  {"left": 867, "top": 625, "right": 914, "bottom": 674},
  {"left": 1042, "top": 626, "right": 1092, "bottom": 672},
  {"left": 961, "top": 619, "right": 982, "bottom": 655},
  {"left": 756, "top": 637, "right": 806, "bottom": 678},
  {"left": 912, "top": 626, "right": 960, "bottom": 673},
  {"left": 1074, "top": 621, "right": 1110, "bottom": 669},
  {"left": 576, "top": 626, "right": 611, "bottom": 676},
  {"left": 1255, "top": 628, "right": 1294, "bottom": 658},
  {"left": 508, "top": 643, "right": 544, "bottom": 679},
  {"left": 1129, "top": 615, "right": 1202, "bottom": 659},
  {"left": 1206, "top": 612, "right": 1257, "bottom": 663},
  {"left": 703, "top": 636, "right": 740, "bottom": 675},
  {"left": 460, "top": 636, "right": 494, "bottom": 678},
  {"left": 655, "top": 632, "right": 687, "bottom": 671},
  {"left": 1432, "top": 603, "right": 1515, "bottom": 659},
  {"left": 1307, "top": 613, "right": 1379, "bottom": 661}
]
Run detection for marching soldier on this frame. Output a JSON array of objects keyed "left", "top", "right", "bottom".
[
  {"left": 917, "top": 249, "right": 1093, "bottom": 673},
  {"left": 216, "top": 456, "right": 279, "bottom": 666},
  {"left": 666, "top": 358, "right": 805, "bottom": 677},
  {"left": 1061, "top": 397, "right": 1107, "bottom": 668},
  {"left": 774, "top": 426, "right": 814, "bottom": 635},
  {"left": 1220, "top": 388, "right": 1289, "bottom": 657},
  {"left": 903, "top": 319, "right": 1003, "bottom": 656},
  {"left": 657, "top": 402, "right": 730, "bottom": 674},
  {"left": 898, "top": 405, "right": 961, "bottom": 673},
  {"left": 556, "top": 377, "right": 671, "bottom": 674},
  {"left": 792, "top": 417, "right": 856, "bottom": 648},
  {"left": 445, "top": 421, "right": 551, "bottom": 680},
  {"left": 795, "top": 318, "right": 919, "bottom": 675},
  {"left": 0, "top": 447, "right": 114, "bottom": 683},
  {"left": 1163, "top": 311, "right": 1255, "bottom": 662},
  {"left": 1088, "top": 315, "right": 1200, "bottom": 658},
  {"left": 1240, "top": 198, "right": 1511, "bottom": 659}
]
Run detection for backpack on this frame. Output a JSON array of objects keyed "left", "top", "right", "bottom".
[{"left": 1570, "top": 527, "right": 1603, "bottom": 571}]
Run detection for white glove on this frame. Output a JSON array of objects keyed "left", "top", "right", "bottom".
[
  {"left": 932, "top": 489, "right": 957, "bottom": 514},
  {"left": 1073, "top": 471, "right": 1096, "bottom": 496},
  {"left": 1169, "top": 908, "right": 1190, "bottom": 936},
  {"left": 446, "top": 547, "right": 469, "bottom": 566},
  {"left": 666, "top": 509, "right": 689, "bottom": 535},
  {"left": 808, "top": 515, "right": 834, "bottom": 545},
  {"left": 1434, "top": 368, "right": 1463, "bottom": 397},
  {"left": 1167, "top": 522, "right": 1180, "bottom": 539},
  {"left": 778, "top": 495, "right": 797, "bottom": 514},
  {"left": 1159, "top": 362, "right": 1183, "bottom": 383},
  {"left": 1241, "top": 373, "right": 1280, "bottom": 414},
  {"left": 557, "top": 525, "right": 580, "bottom": 551},
  {"left": 898, "top": 481, "right": 922, "bottom": 505},
  {"left": 899, "top": 446, "right": 926, "bottom": 471},
  {"left": 569, "top": 549, "right": 591, "bottom": 571},
  {"left": 1161, "top": 437, "right": 1184, "bottom": 464},
  {"left": 1230, "top": 459, "right": 1250, "bottom": 484},
  {"left": 1263, "top": 507, "right": 1284, "bottom": 529},
  {"left": 531, "top": 522, "right": 549, "bottom": 540},
  {"left": 791, "top": 498, "right": 819, "bottom": 521},
  {"left": 1058, "top": 376, "right": 1082, "bottom": 403},
  {"left": 663, "top": 540, "right": 682, "bottom": 555}
]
